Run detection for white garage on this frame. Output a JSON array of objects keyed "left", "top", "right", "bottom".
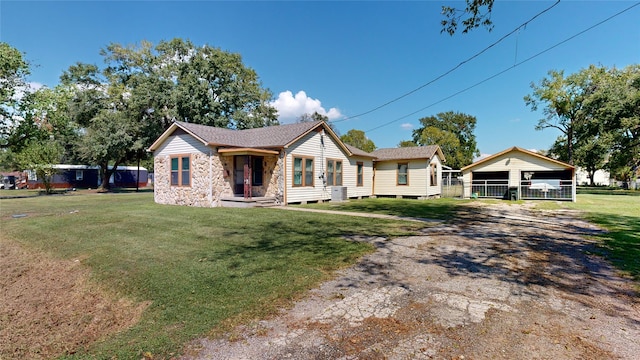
[{"left": 461, "top": 147, "right": 576, "bottom": 202}]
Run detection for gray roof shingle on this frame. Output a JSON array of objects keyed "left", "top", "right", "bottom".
[
  {"left": 371, "top": 146, "right": 440, "bottom": 161},
  {"left": 344, "top": 144, "right": 375, "bottom": 158},
  {"left": 177, "top": 120, "right": 322, "bottom": 148}
]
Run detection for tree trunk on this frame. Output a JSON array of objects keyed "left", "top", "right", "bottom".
[
  {"left": 98, "top": 162, "right": 117, "bottom": 191},
  {"left": 567, "top": 128, "right": 574, "bottom": 165},
  {"left": 588, "top": 168, "right": 596, "bottom": 186}
]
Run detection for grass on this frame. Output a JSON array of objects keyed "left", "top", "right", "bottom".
[
  {"left": 536, "top": 194, "right": 640, "bottom": 281},
  {"left": 576, "top": 187, "right": 640, "bottom": 196},
  {"left": 0, "top": 192, "right": 422, "bottom": 359},
  {"left": 297, "top": 197, "right": 466, "bottom": 220}
]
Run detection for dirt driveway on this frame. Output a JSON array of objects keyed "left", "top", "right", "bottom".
[{"left": 185, "top": 201, "right": 640, "bottom": 360}]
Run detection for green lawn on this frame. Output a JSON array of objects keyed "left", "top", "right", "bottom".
[
  {"left": 298, "top": 197, "right": 465, "bottom": 220},
  {"left": 537, "top": 194, "right": 640, "bottom": 281},
  {"left": 0, "top": 193, "right": 423, "bottom": 359}
]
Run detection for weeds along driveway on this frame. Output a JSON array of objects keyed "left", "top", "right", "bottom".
[{"left": 185, "top": 202, "right": 640, "bottom": 360}]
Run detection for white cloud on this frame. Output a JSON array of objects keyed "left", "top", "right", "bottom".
[
  {"left": 270, "top": 90, "right": 342, "bottom": 123},
  {"left": 400, "top": 123, "right": 413, "bottom": 130}
]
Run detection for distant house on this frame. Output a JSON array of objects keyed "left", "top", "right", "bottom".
[
  {"left": 148, "top": 121, "right": 446, "bottom": 207},
  {"left": 26, "top": 165, "right": 148, "bottom": 189},
  {"left": 576, "top": 168, "right": 611, "bottom": 186},
  {"left": 461, "top": 146, "right": 576, "bottom": 202},
  {"left": 370, "top": 146, "right": 445, "bottom": 199}
]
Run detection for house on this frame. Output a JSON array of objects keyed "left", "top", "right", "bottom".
[
  {"left": 148, "top": 121, "right": 446, "bottom": 207},
  {"left": 575, "top": 168, "right": 611, "bottom": 186},
  {"left": 26, "top": 165, "right": 148, "bottom": 189},
  {"left": 149, "top": 120, "right": 376, "bottom": 207},
  {"left": 461, "top": 146, "right": 576, "bottom": 202},
  {"left": 370, "top": 146, "right": 445, "bottom": 199}
]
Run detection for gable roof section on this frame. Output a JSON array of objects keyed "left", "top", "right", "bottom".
[
  {"left": 148, "top": 120, "right": 354, "bottom": 155},
  {"left": 461, "top": 146, "right": 574, "bottom": 171},
  {"left": 344, "top": 144, "right": 376, "bottom": 158},
  {"left": 371, "top": 145, "right": 445, "bottom": 162}
]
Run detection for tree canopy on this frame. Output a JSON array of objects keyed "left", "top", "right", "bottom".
[
  {"left": 441, "top": 0, "right": 494, "bottom": 35},
  {"left": 412, "top": 111, "right": 480, "bottom": 169},
  {"left": 525, "top": 65, "right": 639, "bottom": 183},
  {"left": 2, "top": 39, "right": 279, "bottom": 190},
  {"left": 397, "top": 140, "right": 417, "bottom": 148},
  {"left": 340, "top": 129, "right": 376, "bottom": 153}
]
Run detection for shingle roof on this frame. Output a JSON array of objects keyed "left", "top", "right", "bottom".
[
  {"left": 177, "top": 120, "right": 322, "bottom": 148},
  {"left": 460, "top": 146, "right": 573, "bottom": 171},
  {"left": 344, "top": 144, "right": 376, "bottom": 158},
  {"left": 371, "top": 145, "right": 441, "bottom": 161}
]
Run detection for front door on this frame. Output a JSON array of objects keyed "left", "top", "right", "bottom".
[{"left": 234, "top": 156, "right": 251, "bottom": 197}]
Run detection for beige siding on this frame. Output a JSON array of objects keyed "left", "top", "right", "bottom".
[
  {"left": 374, "top": 159, "right": 429, "bottom": 197},
  {"left": 462, "top": 150, "right": 575, "bottom": 201},
  {"left": 155, "top": 134, "right": 209, "bottom": 156},
  {"left": 348, "top": 157, "right": 374, "bottom": 198},
  {"left": 285, "top": 130, "right": 361, "bottom": 203}
]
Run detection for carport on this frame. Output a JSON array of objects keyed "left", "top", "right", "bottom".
[{"left": 461, "top": 147, "right": 576, "bottom": 202}]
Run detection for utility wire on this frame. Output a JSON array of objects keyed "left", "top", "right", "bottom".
[
  {"left": 331, "top": 0, "right": 561, "bottom": 124},
  {"left": 364, "top": 1, "right": 640, "bottom": 134}
]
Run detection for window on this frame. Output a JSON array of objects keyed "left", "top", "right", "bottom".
[
  {"left": 76, "top": 170, "right": 83, "bottom": 181},
  {"left": 357, "top": 162, "right": 363, "bottom": 187},
  {"left": 430, "top": 163, "right": 438, "bottom": 186},
  {"left": 397, "top": 163, "right": 408, "bottom": 185},
  {"left": 252, "top": 156, "right": 263, "bottom": 186},
  {"left": 171, "top": 155, "right": 191, "bottom": 186},
  {"left": 293, "top": 156, "right": 314, "bottom": 187},
  {"left": 326, "top": 159, "right": 343, "bottom": 186}
]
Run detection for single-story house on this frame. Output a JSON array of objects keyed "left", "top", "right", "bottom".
[
  {"left": 148, "top": 120, "right": 446, "bottom": 207},
  {"left": 26, "top": 165, "right": 149, "bottom": 189},
  {"left": 370, "top": 146, "right": 445, "bottom": 199},
  {"left": 461, "top": 146, "right": 576, "bottom": 202}
]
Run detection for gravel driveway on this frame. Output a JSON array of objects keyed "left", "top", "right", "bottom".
[{"left": 184, "top": 202, "right": 640, "bottom": 359}]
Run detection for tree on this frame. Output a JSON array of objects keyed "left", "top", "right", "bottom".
[
  {"left": 17, "top": 140, "right": 63, "bottom": 194},
  {"left": 61, "top": 38, "right": 279, "bottom": 190},
  {"left": 583, "top": 65, "right": 640, "bottom": 176},
  {"left": 1, "top": 43, "right": 31, "bottom": 151},
  {"left": 441, "top": 0, "right": 494, "bottom": 35},
  {"left": 297, "top": 111, "right": 339, "bottom": 135},
  {"left": 524, "top": 68, "right": 602, "bottom": 165},
  {"left": 0, "top": 43, "right": 30, "bottom": 122},
  {"left": 398, "top": 140, "right": 417, "bottom": 147},
  {"left": 526, "top": 65, "right": 639, "bottom": 179},
  {"left": 412, "top": 111, "right": 479, "bottom": 169},
  {"left": 340, "top": 129, "right": 376, "bottom": 153},
  {"left": 151, "top": 39, "right": 278, "bottom": 130}
]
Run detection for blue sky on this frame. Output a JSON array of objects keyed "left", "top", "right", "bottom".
[{"left": 1, "top": 1, "right": 638, "bottom": 157}]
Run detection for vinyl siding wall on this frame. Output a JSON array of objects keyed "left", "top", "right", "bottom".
[
  {"left": 285, "top": 130, "right": 367, "bottom": 203},
  {"left": 374, "top": 159, "right": 429, "bottom": 197}
]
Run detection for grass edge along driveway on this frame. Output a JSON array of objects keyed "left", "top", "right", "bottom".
[{"left": 0, "top": 193, "right": 425, "bottom": 359}]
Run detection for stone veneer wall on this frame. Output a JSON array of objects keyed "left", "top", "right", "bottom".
[
  {"left": 154, "top": 152, "right": 234, "bottom": 207},
  {"left": 262, "top": 153, "right": 284, "bottom": 204}
]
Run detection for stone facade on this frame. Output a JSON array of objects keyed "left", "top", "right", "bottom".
[{"left": 154, "top": 150, "right": 283, "bottom": 207}]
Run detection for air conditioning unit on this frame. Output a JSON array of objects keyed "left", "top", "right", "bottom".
[{"left": 331, "top": 186, "right": 348, "bottom": 201}]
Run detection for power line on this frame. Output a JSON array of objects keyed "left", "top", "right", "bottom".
[
  {"left": 364, "top": 2, "right": 640, "bottom": 134},
  {"left": 331, "top": 0, "right": 561, "bottom": 124}
]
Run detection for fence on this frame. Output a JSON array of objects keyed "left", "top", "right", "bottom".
[
  {"left": 470, "top": 179, "right": 509, "bottom": 198},
  {"left": 442, "top": 177, "right": 463, "bottom": 198},
  {"left": 520, "top": 180, "right": 573, "bottom": 200}
]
